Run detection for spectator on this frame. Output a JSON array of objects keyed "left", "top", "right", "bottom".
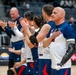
[
  {"left": 60, "top": 0, "right": 70, "bottom": 7},
  {"left": 68, "top": 17, "right": 75, "bottom": 26}
]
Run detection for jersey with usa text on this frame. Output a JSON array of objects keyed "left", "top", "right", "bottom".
[{"left": 49, "top": 22, "right": 76, "bottom": 69}]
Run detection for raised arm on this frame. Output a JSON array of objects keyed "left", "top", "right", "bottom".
[
  {"left": 20, "top": 19, "right": 51, "bottom": 46},
  {"left": 8, "top": 21, "right": 24, "bottom": 39},
  {"left": 0, "top": 20, "right": 15, "bottom": 38}
]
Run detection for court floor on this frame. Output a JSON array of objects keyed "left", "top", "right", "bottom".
[{"left": 0, "top": 65, "right": 76, "bottom": 75}]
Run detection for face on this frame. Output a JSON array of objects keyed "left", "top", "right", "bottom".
[
  {"left": 51, "top": 9, "right": 62, "bottom": 22},
  {"left": 70, "top": 17, "right": 74, "bottom": 22},
  {"left": 10, "top": 10, "right": 18, "bottom": 20}
]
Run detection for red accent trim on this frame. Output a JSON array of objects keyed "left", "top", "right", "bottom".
[
  {"left": 64, "top": 69, "right": 68, "bottom": 75},
  {"left": 30, "top": 62, "right": 34, "bottom": 68},
  {"left": 42, "top": 64, "right": 48, "bottom": 75},
  {"left": 18, "top": 66, "right": 26, "bottom": 75}
]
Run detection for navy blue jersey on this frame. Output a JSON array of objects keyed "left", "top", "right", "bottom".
[
  {"left": 54, "top": 22, "right": 76, "bottom": 40},
  {"left": 46, "top": 21, "right": 56, "bottom": 38}
]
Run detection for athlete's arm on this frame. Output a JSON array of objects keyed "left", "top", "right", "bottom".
[
  {"left": 4, "top": 26, "right": 15, "bottom": 38},
  {"left": 25, "top": 35, "right": 34, "bottom": 48},
  {"left": 25, "top": 24, "right": 51, "bottom": 45},
  {"left": 43, "top": 37, "right": 53, "bottom": 48},
  {"left": 13, "top": 26, "right": 24, "bottom": 39},
  {"left": 43, "top": 31, "right": 61, "bottom": 48},
  {"left": 20, "top": 19, "right": 51, "bottom": 45},
  {"left": 36, "top": 24, "right": 51, "bottom": 42},
  {"left": 0, "top": 20, "right": 15, "bottom": 37},
  {"left": 8, "top": 48, "right": 21, "bottom": 55}
]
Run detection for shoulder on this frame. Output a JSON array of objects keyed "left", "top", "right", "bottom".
[
  {"left": 40, "top": 24, "right": 51, "bottom": 32},
  {"left": 43, "top": 23, "right": 51, "bottom": 28}
]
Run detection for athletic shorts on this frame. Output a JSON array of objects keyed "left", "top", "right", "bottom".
[
  {"left": 33, "top": 59, "right": 39, "bottom": 75},
  {"left": 51, "top": 68, "right": 71, "bottom": 75},
  {"left": 39, "top": 59, "right": 52, "bottom": 75},
  {"left": 27, "top": 62, "right": 34, "bottom": 74},
  {"left": 9, "top": 40, "right": 24, "bottom": 62},
  {"left": 15, "top": 65, "right": 27, "bottom": 75}
]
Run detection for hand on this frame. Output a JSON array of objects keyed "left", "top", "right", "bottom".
[
  {"left": 8, "top": 21, "right": 17, "bottom": 29},
  {"left": 8, "top": 48, "right": 15, "bottom": 53},
  {"left": 20, "top": 19, "right": 29, "bottom": 31},
  {"left": 51, "top": 31, "right": 61, "bottom": 39}
]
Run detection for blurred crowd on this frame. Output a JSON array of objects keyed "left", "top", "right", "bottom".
[{"left": 1, "top": 0, "right": 76, "bottom": 8}]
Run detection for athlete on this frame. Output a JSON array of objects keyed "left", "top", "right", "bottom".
[
  {"left": 0, "top": 7, "right": 24, "bottom": 75},
  {"left": 43, "top": 7, "right": 76, "bottom": 75},
  {"left": 8, "top": 11, "right": 35, "bottom": 75},
  {"left": 8, "top": 45, "right": 27, "bottom": 75}
]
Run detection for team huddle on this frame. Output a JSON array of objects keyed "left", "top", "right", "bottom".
[{"left": 0, "top": 4, "right": 75, "bottom": 75}]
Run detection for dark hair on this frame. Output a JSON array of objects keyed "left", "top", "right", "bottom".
[
  {"left": 42, "top": 4, "right": 54, "bottom": 16},
  {"left": 24, "top": 11, "right": 34, "bottom": 21},
  {"left": 33, "top": 15, "right": 44, "bottom": 28}
]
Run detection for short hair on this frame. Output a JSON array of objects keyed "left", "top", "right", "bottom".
[
  {"left": 24, "top": 11, "right": 34, "bottom": 21},
  {"left": 42, "top": 4, "right": 54, "bottom": 16},
  {"left": 33, "top": 15, "right": 44, "bottom": 28}
]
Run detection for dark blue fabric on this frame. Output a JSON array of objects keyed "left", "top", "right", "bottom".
[
  {"left": 51, "top": 68, "right": 71, "bottom": 75},
  {"left": 31, "top": 47, "right": 38, "bottom": 60},
  {"left": 9, "top": 40, "right": 24, "bottom": 62},
  {"left": 46, "top": 21, "right": 56, "bottom": 38},
  {"left": 33, "top": 59, "right": 39, "bottom": 75},
  {"left": 4, "top": 16, "right": 23, "bottom": 38},
  {"left": 27, "top": 62, "right": 34, "bottom": 74},
  {"left": 31, "top": 45, "right": 39, "bottom": 75},
  {"left": 15, "top": 65, "right": 27, "bottom": 75},
  {"left": 54, "top": 22, "right": 76, "bottom": 40},
  {"left": 39, "top": 59, "right": 52, "bottom": 75}
]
